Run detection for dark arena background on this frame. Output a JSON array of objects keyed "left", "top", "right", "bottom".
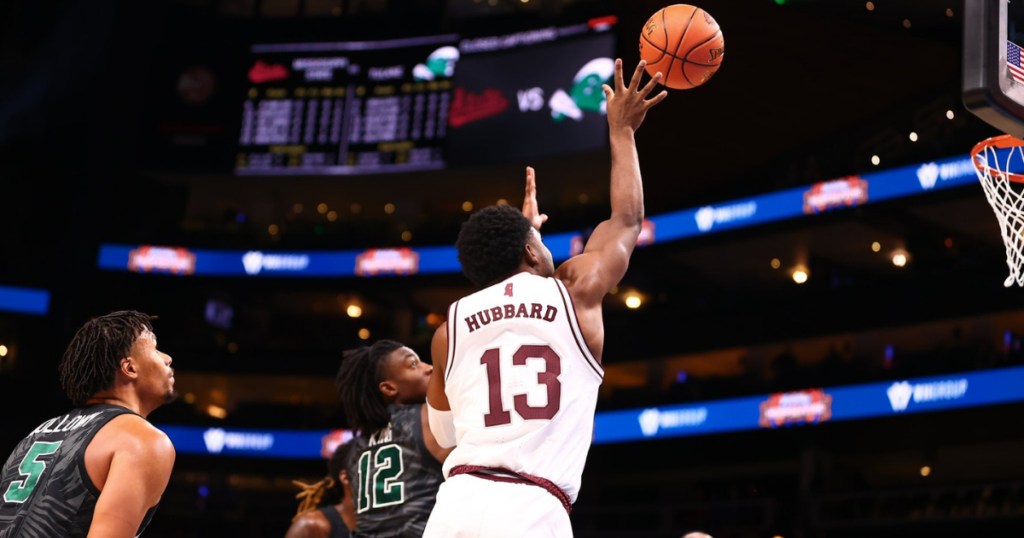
[{"left": 3, "top": 0, "right": 1024, "bottom": 537}]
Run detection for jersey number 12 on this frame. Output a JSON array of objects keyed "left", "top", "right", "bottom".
[{"left": 356, "top": 444, "right": 405, "bottom": 513}]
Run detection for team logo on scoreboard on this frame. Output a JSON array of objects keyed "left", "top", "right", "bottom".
[
  {"left": 248, "top": 60, "right": 289, "bottom": 84},
  {"left": 549, "top": 58, "right": 615, "bottom": 122},
  {"left": 448, "top": 87, "right": 510, "bottom": 128},
  {"left": 128, "top": 246, "right": 197, "bottom": 276},
  {"left": 355, "top": 248, "right": 420, "bottom": 277},
  {"left": 759, "top": 389, "right": 832, "bottom": 428},
  {"left": 802, "top": 176, "right": 869, "bottom": 214},
  {"left": 413, "top": 46, "right": 460, "bottom": 81}
]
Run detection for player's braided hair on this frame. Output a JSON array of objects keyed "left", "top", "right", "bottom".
[
  {"left": 455, "top": 205, "right": 534, "bottom": 288},
  {"left": 59, "top": 311, "right": 155, "bottom": 407},
  {"left": 335, "top": 340, "right": 404, "bottom": 435},
  {"left": 292, "top": 440, "right": 355, "bottom": 522}
]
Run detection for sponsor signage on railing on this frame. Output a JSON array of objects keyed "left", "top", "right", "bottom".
[
  {"left": 160, "top": 426, "right": 353, "bottom": 459},
  {"left": 159, "top": 366, "right": 1024, "bottom": 458},
  {"left": 0, "top": 286, "right": 51, "bottom": 316},
  {"left": 98, "top": 153, "right": 1016, "bottom": 278}
]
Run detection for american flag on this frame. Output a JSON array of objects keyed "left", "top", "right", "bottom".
[{"left": 1008, "top": 41, "right": 1024, "bottom": 84}]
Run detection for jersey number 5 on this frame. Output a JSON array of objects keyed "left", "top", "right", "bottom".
[
  {"left": 356, "top": 444, "right": 405, "bottom": 513},
  {"left": 3, "top": 441, "right": 62, "bottom": 504},
  {"left": 481, "top": 344, "right": 561, "bottom": 427}
]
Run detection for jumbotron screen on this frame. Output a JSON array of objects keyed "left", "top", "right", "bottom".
[
  {"left": 447, "top": 24, "right": 617, "bottom": 166},
  {"left": 234, "top": 18, "right": 618, "bottom": 175},
  {"left": 236, "top": 35, "right": 458, "bottom": 176}
]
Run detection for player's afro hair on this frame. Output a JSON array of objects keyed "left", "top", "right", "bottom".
[
  {"left": 455, "top": 205, "right": 534, "bottom": 288},
  {"left": 59, "top": 311, "right": 155, "bottom": 407}
]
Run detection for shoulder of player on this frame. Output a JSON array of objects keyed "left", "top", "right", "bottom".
[
  {"left": 430, "top": 322, "right": 448, "bottom": 368},
  {"left": 555, "top": 258, "right": 602, "bottom": 307},
  {"left": 394, "top": 402, "right": 423, "bottom": 421},
  {"left": 102, "top": 414, "right": 175, "bottom": 460}
]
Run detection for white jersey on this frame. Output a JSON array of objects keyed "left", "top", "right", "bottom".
[{"left": 442, "top": 272, "right": 603, "bottom": 502}]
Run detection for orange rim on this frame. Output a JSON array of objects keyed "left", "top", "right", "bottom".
[{"left": 972, "top": 134, "right": 1024, "bottom": 183}]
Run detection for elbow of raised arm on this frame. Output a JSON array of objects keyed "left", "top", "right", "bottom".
[{"left": 613, "top": 209, "right": 644, "bottom": 231}]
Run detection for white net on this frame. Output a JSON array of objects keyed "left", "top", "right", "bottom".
[{"left": 973, "top": 135, "right": 1024, "bottom": 287}]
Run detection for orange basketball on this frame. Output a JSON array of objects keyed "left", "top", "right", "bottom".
[{"left": 639, "top": 4, "right": 724, "bottom": 90}]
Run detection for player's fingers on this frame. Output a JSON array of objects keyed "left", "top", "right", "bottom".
[
  {"left": 643, "top": 90, "right": 669, "bottom": 109},
  {"left": 614, "top": 58, "right": 625, "bottom": 90},
  {"left": 629, "top": 60, "right": 647, "bottom": 91},
  {"left": 540, "top": 214, "right": 548, "bottom": 223},
  {"left": 602, "top": 84, "right": 614, "bottom": 100},
  {"left": 526, "top": 166, "right": 535, "bottom": 188},
  {"left": 639, "top": 72, "right": 662, "bottom": 98}
]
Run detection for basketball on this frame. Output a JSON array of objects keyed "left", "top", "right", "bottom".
[{"left": 639, "top": 4, "right": 724, "bottom": 90}]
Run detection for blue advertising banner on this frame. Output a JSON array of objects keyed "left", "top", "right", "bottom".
[
  {"left": 158, "top": 425, "right": 352, "bottom": 459},
  {"left": 0, "top": 286, "right": 51, "bottom": 316},
  {"left": 159, "top": 366, "right": 1024, "bottom": 458},
  {"left": 96, "top": 153, "right": 1001, "bottom": 278}
]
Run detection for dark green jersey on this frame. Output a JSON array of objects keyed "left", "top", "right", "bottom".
[
  {"left": 0, "top": 404, "right": 159, "bottom": 538},
  {"left": 347, "top": 404, "right": 443, "bottom": 538}
]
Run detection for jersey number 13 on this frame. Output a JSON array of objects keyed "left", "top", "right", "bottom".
[{"left": 480, "top": 344, "right": 562, "bottom": 427}]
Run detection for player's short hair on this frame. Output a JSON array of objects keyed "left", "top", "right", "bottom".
[
  {"left": 58, "top": 311, "right": 155, "bottom": 407},
  {"left": 322, "top": 440, "right": 357, "bottom": 507},
  {"left": 455, "top": 205, "right": 534, "bottom": 288},
  {"left": 335, "top": 340, "right": 405, "bottom": 435}
]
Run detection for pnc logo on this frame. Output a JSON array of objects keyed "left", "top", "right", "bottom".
[
  {"left": 638, "top": 409, "right": 660, "bottom": 437},
  {"left": 203, "top": 428, "right": 227, "bottom": 454},
  {"left": 917, "top": 163, "right": 940, "bottom": 190}
]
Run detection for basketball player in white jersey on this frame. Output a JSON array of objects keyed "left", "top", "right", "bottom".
[{"left": 422, "top": 59, "right": 666, "bottom": 537}]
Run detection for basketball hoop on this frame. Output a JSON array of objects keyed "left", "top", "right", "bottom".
[{"left": 972, "top": 134, "right": 1024, "bottom": 287}]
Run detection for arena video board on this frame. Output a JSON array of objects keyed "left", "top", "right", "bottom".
[
  {"left": 236, "top": 34, "right": 458, "bottom": 175},
  {"left": 158, "top": 365, "right": 1024, "bottom": 458},
  {"left": 446, "top": 20, "right": 617, "bottom": 166},
  {"left": 234, "top": 18, "right": 619, "bottom": 175}
]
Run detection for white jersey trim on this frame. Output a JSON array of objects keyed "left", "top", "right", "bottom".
[
  {"left": 445, "top": 300, "right": 459, "bottom": 383},
  {"left": 552, "top": 278, "right": 604, "bottom": 379}
]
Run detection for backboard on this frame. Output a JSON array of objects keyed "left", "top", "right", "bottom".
[{"left": 963, "top": 0, "right": 1024, "bottom": 137}]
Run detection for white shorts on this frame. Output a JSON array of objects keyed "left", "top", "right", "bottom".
[{"left": 422, "top": 474, "right": 573, "bottom": 538}]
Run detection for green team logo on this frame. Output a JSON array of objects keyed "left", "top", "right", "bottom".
[
  {"left": 548, "top": 57, "right": 615, "bottom": 122},
  {"left": 413, "top": 46, "right": 460, "bottom": 81}
]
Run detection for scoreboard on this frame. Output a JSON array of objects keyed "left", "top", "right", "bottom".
[
  {"left": 236, "top": 35, "right": 458, "bottom": 175},
  {"left": 235, "top": 19, "right": 618, "bottom": 176}
]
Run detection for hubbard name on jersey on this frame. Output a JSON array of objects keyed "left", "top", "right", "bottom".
[{"left": 443, "top": 272, "right": 604, "bottom": 503}]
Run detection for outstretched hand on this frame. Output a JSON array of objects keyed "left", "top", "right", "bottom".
[
  {"left": 603, "top": 59, "right": 667, "bottom": 133},
  {"left": 522, "top": 166, "right": 548, "bottom": 231}
]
